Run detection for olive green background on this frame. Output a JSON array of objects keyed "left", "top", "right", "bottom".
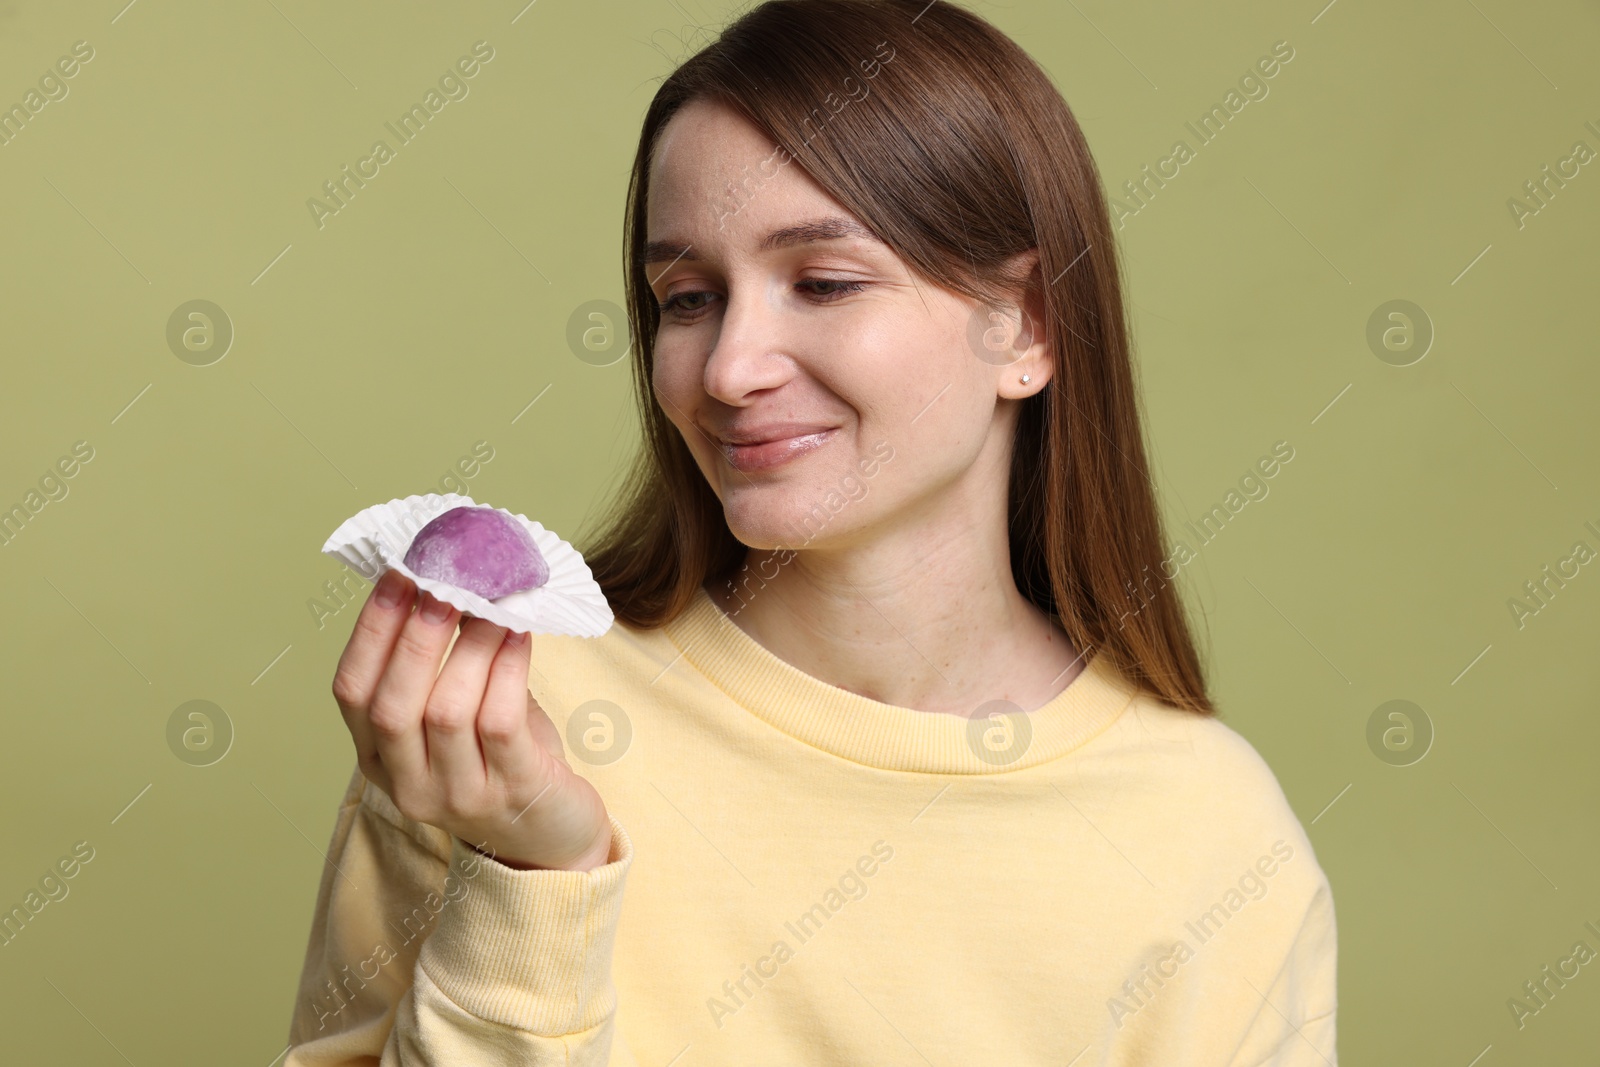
[{"left": 2, "top": 0, "right": 1596, "bottom": 1061}]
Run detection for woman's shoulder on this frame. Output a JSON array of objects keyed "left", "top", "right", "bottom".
[
  {"left": 1090, "top": 688, "right": 1333, "bottom": 887},
  {"left": 1102, "top": 687, "right": 1303, "bottom": 797}
]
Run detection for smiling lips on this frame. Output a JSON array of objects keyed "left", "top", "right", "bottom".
[{"left": 716, "top": 424, "right": 839, "bottom": 473}]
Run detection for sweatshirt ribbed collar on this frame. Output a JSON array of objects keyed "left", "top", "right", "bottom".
[{"left": 660, "top": 585, "right": 1140, "bottom": 775}]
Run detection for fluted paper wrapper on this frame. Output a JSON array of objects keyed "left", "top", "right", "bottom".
[{"left": 320, "top": 493, "right": 613, "bottom": 637}]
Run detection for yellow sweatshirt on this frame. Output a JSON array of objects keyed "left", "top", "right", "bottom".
[{"left": 284, "top": 584, "right": 1338, "bottom": 1064}]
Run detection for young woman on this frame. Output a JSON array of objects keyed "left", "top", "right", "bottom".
[{"left": 286, "top": 2, "right": 1337, "bottom": 1063}]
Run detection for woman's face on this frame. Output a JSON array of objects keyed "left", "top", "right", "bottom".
[{"left": 645, "top": 96, "right": 1047, "bottom": 555}]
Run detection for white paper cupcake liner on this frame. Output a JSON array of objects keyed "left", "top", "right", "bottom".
[{"left": 320, "top": 493, "right": 614, "bottom": 638}]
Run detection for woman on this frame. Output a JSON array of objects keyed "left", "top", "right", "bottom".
[{"left": 286, "top": 1, "right": 1337, "bottom": 1063}]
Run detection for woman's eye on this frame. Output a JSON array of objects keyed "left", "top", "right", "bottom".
[
  {"left": 800, "top": 278, "right": 865, "bottom": 300},
  {"left": 658, "top": 291, "right": 716, "bottom": 317},
  {"left": 656, "top": 279, "right": 865, "bottom": 319}
]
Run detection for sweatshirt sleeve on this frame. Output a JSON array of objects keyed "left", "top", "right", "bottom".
[
  {"left": 1228, "top": 873, "right": 1339, "bottom": 1066},
  {"left": 283, "top": 761, "right": 640, "bottom": 1066}
]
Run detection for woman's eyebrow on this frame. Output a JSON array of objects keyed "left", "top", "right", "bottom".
[{"left": 640, "top": 215, "right": 880, "bottom": 266}]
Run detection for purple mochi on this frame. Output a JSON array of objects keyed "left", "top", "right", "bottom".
[{"left": 402, "top": 506, "right": 549, "bottom": 600}]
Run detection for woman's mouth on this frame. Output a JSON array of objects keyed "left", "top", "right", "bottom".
[{"left": 720, "top": 428, "right": 838, "bottom": 473}]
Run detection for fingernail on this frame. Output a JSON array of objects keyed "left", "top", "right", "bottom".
[
  {"left": 375, "top": 570, "right": 405, "bottom": 608},
  {"left": 421, "top": 593, "right": 454, "bottom": 623},
  {"left": 505, "top": 628, "right": 527, "bottom": 646}
]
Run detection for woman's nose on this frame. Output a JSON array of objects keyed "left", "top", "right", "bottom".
[{"left": 700, "top": 285, "right": 797, "bottom": 402}]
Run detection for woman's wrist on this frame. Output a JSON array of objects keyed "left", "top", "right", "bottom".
[{"left": 469, "top": 820, "right": 613, "bottom": 873}]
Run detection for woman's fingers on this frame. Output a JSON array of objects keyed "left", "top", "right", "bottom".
[
  {"left": 366, "top": 590, "right": 459, "bottom": 799},
  {"left": 478, "top": 630, "right": 544, "bottom": 797},
  {"left": 332, "top": 572, "right": 568, "bottom": 858},
  {"left": 331, "top": 569, "right": 418, "bottom": 791},
  {"left": 425, "top": 616, "right": 509, "bottom": 806}
]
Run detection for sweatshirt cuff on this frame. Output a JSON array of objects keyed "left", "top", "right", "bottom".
[{"left": 416, "top": 812, "right": 634, "bottom": 1035}]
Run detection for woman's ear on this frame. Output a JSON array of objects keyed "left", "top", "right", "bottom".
[{"left": 994, "top": 249, "right": 1052, "bottom": 399}]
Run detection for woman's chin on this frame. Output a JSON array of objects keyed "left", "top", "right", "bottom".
[
  {"left": 721, "top": 505, "right": 815, "bottom": 553},
  {"left": 725, "top": 521, "right": 799, "bottom": 553}
]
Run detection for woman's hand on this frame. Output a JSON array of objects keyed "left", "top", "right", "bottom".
[{"left": 330, "top": 569, "right": 613, "bottom": 872}]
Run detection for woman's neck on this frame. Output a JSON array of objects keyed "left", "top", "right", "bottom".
[{"left": 706, "top": 546, "right": 1085, "bottom": 717}]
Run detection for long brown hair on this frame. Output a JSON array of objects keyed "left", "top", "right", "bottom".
[{"left": 580, "top": 0, "right": 1215, "bottom": 716}]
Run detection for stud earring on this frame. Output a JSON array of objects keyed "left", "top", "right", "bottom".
[{"left": 1020, "top": 374, "right": 1031, "bottom": 384}]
